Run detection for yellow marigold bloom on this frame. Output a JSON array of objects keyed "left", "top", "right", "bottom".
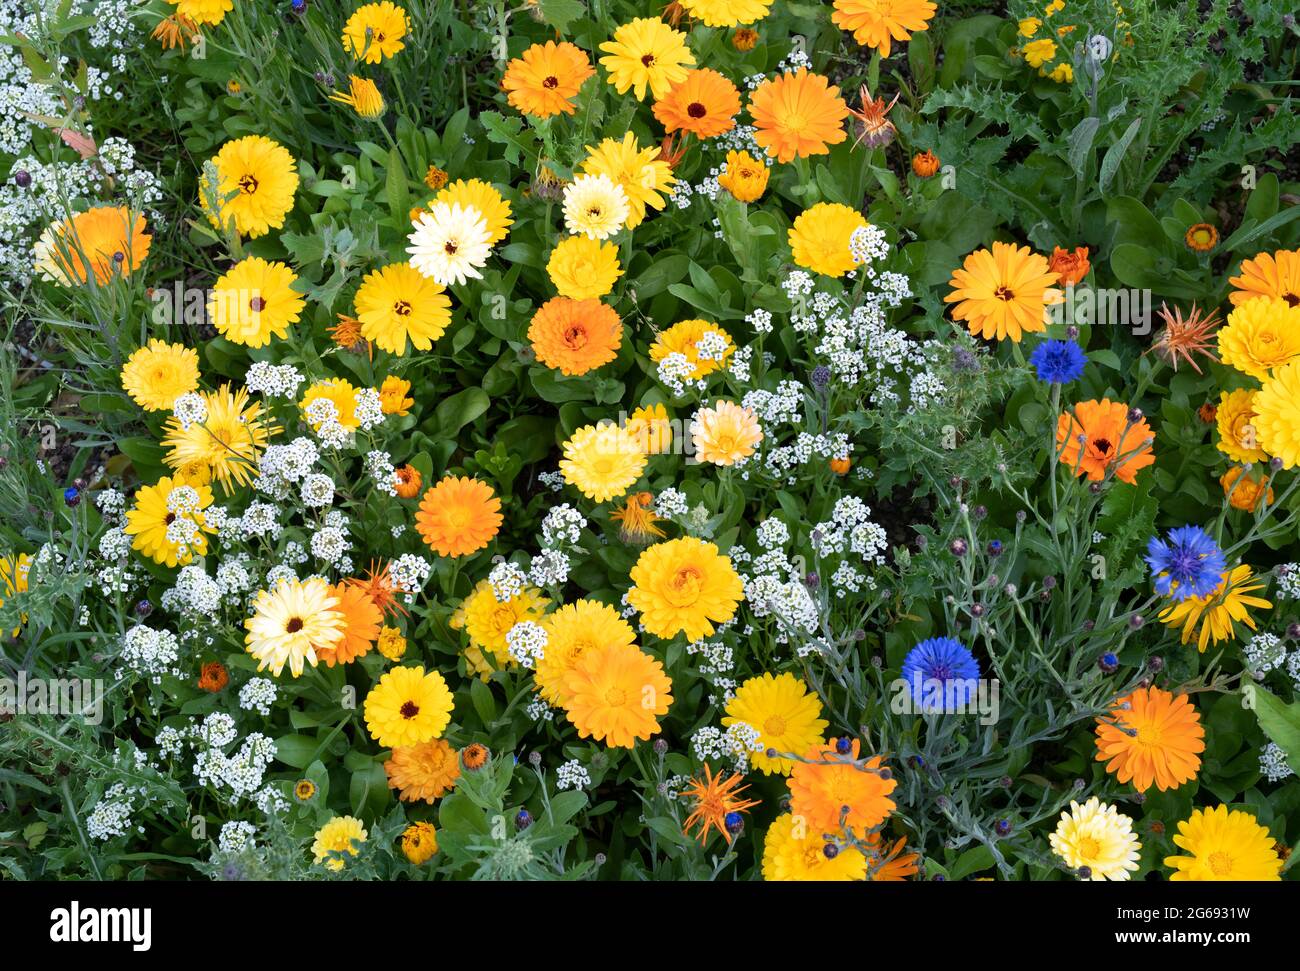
[
  {"left": 945, "top": 241, "right": 1061, "bottom": 342},
  {"left": 1217, "top": 296, "right": 1300, "bottom": 381},
  {"left": 163, "top": 384, "right": 278, "bottom": 492},
  {"left": 649, "top": 318, "right": 734, "bottom": 379},
  {"left": 560, "top": 640, "right": 672, "bottom": 748},
  {"left": 625, "top": 403, "right": 673, "bottom": 454},
  {"left": 1254, "top": 359, "right": 1300, "bottom": 468},
  {"left": 208, "top": 256, "right": 305, "bottom": 348},
  {"left": 1022, "top": 37, "right": 1057, "bottom": 67},
  {"left": 1095, "top": 685, "right": 1204, "bottom": 792},
  {"left": 364, "top": 665, "right": 454, "bottom": 748},
  {"left": 1228, "top": 249, "right": 1300, "bottom": 308},
  {"left": 415, "top": 475, "right": 502, "bottom": 557},
  {"left": 354, "top": 261, "right": 452, "bottom": 355},
  {"left": 547, "top": 235, "right": 623, "bottom": 299},
  {"left": 789, "top": 202, "right": 870, "bottom": 278},
  {"left": 376, "top": 624, "right": 407, "bottom": 660},
  {"left": 378, "top": 375, "right": 414, "bottom": 416},
  {"left": 123, "top": 475, "right": 214, "bottom": 567},
  {"left": 718, "top": 149, "right": 769, "bottom": 202},
  {"left": 831, "top": 0, "right": 936, "bottom": 57},
  {"left": 1185, "top": 222, "right": 1218, "bottom": 252},
  {"left": 293, "top": 779, "right": 316, "bottom": 801},
  {"left": 457, "top": 578, "right": 549, "bottom": 668},
  {"left": 502, "top": 40, "right": 594, "bottom": 118},
  {"left": 385, "top": 738, "right": 460, "bottom": 802},
  {"left": 627, "top": 536, "right": 743, "bottom": 641},
  {"left": 537, "top": 599, "right": 637, "bottom": 706},
  {"left": 560, "top": 423, "right": 647, "bottom": 502},
  {"left": 762, "top": 812, "right": 867, "bottom": 881},
  {"left": 1047, "top": 62, "right": 1073, "bottom": 83},
  {"left": 400, "top": 821, "right": 439, "bottom": 864},
  {"left": 610, "top": 491, "right": 667, "bottom": 544},
  {"left": 788, "top": 738, "right": 896, "bottom": 834},
  {"left": 561, "top": 174, "right": 629, "bottom": 240},
  {"left": 0, "top": 553, "right": 29, "bottom": 636},
  {"left": 653, "top": 68, "right": 741, "bottom": 139},
  {"left": 166, "top": 0, "right": 229, "bottom": 27},
  {"left": 1158, "top": 564, "right": 1271, "bottom": 653},
  {"left": 1019, "top": 16, "right": 1041, "bottom": 35},
  {"left": 244, "top": 578, "right": 346, "bottom": 677},
  {"left": 1221, "top": 467, "right": 1273, "bottom": 512},
  {"left": 201, "top": 135, "right": 299, "bottom": 239},
  {"left": 748, "top": 68, "right": 849, "bottom": 164},
  {"left": 1165, "top": 805, "right": 1283, "bottom": 881},
  {"left": 599, "top": 17, "right": 695, "bottom": 101},
  {"left": 433, "top": 178, "right": 512, "bottom": 245},
  {"left": 33, "top": 205, "right": 151, "bottom": 285},
  {"left": 1049, "top": 797, "right": 1141, "bottom": 880},
  {"left": 330, "top": 75, "right": 385, "bottom": 118},
  {"left": 678, "top": 0, "right": 773, "bottom": 27},
  {"left": 692, "top": 400, "right": 763, "bottom": 465},
  {"left": 312, "top": 815, "right": 367, "bottom": 871},
  {"left": 424, "top": 165, "right": 449, "bottom": 190},
  {"left": 121, "top": 340, "right": 199, "bottom": 412},
  {"left": 301, "top": 377, "right": 361, "bottom": 432},
  {"left": 581, "top": 132, "right": 675, "bottom": 229},
  {"left": 723, "top": 672, "right": 827, "bottom": 775},
  {"left": 528, "top": 296, "right": 623, "bottom": 376},
  {"left": 342, "top": 1, "right": 408, "bottom": 63}
]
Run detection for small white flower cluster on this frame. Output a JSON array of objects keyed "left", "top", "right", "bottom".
[
  {"left": 95, "top": 487, "right": 127, "bottom": 521},
  {"left": 848, "top": 224, "right": 890, "bottom": 267},
  {"left": 245, "top": 362, "right": 304, "bottom": 398},
  {"left": 86, "top": 783, "right": 136, "bottom": 841},
  {"left": 692, "top": 722, "right": 763, "bottom": 773},
  {"left": 301, "top": 472, "right": 337, "bottom": 508},
  {"left": 656, "top": 351, "right": 698, "bottom": 397},
  {"left": 528, "top": 548, "right": 571, "bottom": 588},
  {"left": 363, "top": 451, "right": 398, "bottom": 497},
  {"left": 355, "top": 387, "right": 385, "bottom": 430},
  {"left": 687, "top": 639, "right": 734, "bottom": 678},
  {"left": 755, "top": 517, "right": 790, "bottom": 550},
  {"left": 1260, "top": 742, "right": 1293, "bottom": 782},
  {"left": 1276, "top": 564, "right": 1300, "bottom": 600},
  {"left": 118, "top": 624, "right": 180, "bottom": 681},
  {"left": 653, "top": 487, "right": 690, "bottom": 520},
  {"left": 556, "top": 759, "right": 591, "bottom": 791},
  {"left": 540, "top": 504, "right": 587, "bottom": 548},
  {"left": 538, "top": 470, "right": 565, "bottom": 492},
  {"left": 305, "top": 398, "right": 351, "bottom": 449},
  {"left": 171, "top": 392, "right": 207, "bottom": 430},
  {"left": 256, "top": 437, "right": 320, "bottom": 498},
  {"left": 98, "top": 525, "right": 132, "bottom": 560},
  {"left": 812, "top": 497, "right": 888, "bottom": 565},
  {"left": 162, "top": 565, "right": 222, "bottom": 617},
  {"left": 218, "top": 820, "right": 258, "bottom": 853},
  {"left": 728, "top": 344, "right": 753, "bottom": 383},
  {"left": 1243, "top": 632, "right": 1285, "bottom": 675},
  {"left": 192, "top": 723, "right": 278, "bottom": 805},
  {"left": 694, "top": 329, "right": 730, "bottom": 362},
  {"left": 238, "top": 677, "right": 278, "bottom": 716},
  {"left": 505, "top": 620, "right": 548, "bottom": 669},
  {"left": 389, "top": 553, "right": 432, "bottom": 598},
  {"left": 525, "top": 697, "right": 554, "bottom": 722},
  {"left": 489, "top": 560, "right": 528, "bottom": 602},
  {"left": 742, "top": 380, "right": 805, "bottom": 425},
  {"left": 311, "top": 523, "right": 351, "bottom": 567}
]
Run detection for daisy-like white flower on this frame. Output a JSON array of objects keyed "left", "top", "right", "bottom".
[
  {"left": 407, "top": 201, "right": 492, "bottom": 286},
  {"left": 1049, "top": 797, "right": 1141, "bottom": 881},
  {"left": 562, "top": 174, "right": 630, "bottom": 241}
]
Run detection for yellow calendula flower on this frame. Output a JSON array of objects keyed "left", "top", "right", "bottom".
[
  {"left": 301, "top": 377, "right": 361, "bottom": 432},
  {"left": 678, "top": 0, "right": 773, "bottom": 28},
  {"left": 537, "top": 599, "right": 637, "bottom": 707},
  {"left": 364, "top": 665, "right": 455, "bottom": 748},
  {"left": 165, "top": 0, "right": 230, "bottom": 27},
  {"left": 162, "top": 384, "right": 278, "bottom": 492},
  {"left": 200, "top": 135, "right": 299, "bottom": 239},
  {"left": 789, "top": 202, "right": 870, "bottom": 278},
  {"left": 1217, "top": 296, "right": 1300, "bottom": 381},
  {"left": 625, "top": 403, "right": 673, "bottom": 454},
  {"left": 723, "top": 672, "right": 828, "bottom": 775},
  {"left": 561, "top": 174, "right": 629, "bottom": 240},
  {"left": 598, "top": 17, "right": 695, "bottom": 101},
  {"left": 560, "top": 423, "right": 647, "bottom": 502},
  {"left": 354, "top": 262, "right": 451, "bottom": 355},
  {"left": 1254, "top": 359, "right": 1300, "bottom": 468},
  {"left": 1022, "top": 38, "right": 1057, "bottom": 68},
  {"left": 312, "top": 815, "right": 367, "bottom": 871},
  {"left": 649, "top": 318, "right": 734, "bottom": 379},
  {"left": 546, "top": 235, "right": 623, "bottom": 299},
  {"left": 1214, "top": 388, "right": 1268, "bottom": 464},
  {"left": 627, "top": 537, "right": 744, "bottom": 641},
  {"left": 457, "top": 578, "right": 549, "bottom": 671},
  {"left": 1019, "top": 16, "right": 1042, "bottom": 36},
  {"left": 718, "top": 150, "right": 769, "bottom": 203},
  {"left": 1047, "top": 62, "right": 1073, "bottom": 83},
  {"left": 1165, "top": 805, "right": 1283, "bottom": 881},
  {"left": 1158, "top": 564, "right": 1271, "bottom": 653},
  {"left": 378, "top": 375, "right": 413, "bottom": 416},
  {"left": 244, "top": 577, "right": 346, "bottom": 678},
  {"left": 762, "top": 813, "right": 867, "bottom": 881},
  {"left": 342, "top": 2, "right": 408, "bottom": 63},
  {"left": 122, "top": 475, "right": 215, "bottom": 567},
  {"left": 330, "top": 75, "right": 385, "bottom": 119},
  {"left": 208, "top": 256, "right": 305, "bottom": 348},
  {"left": 1049, "top": 797, "right": 1141, "bottom": 881},
  {"left": 433, "top": 178, "right": 513, "bottom": 245},
  {"left": 0, "top": 553, "right": 31, "bottom": 635},
  {"left": 400, "top": 821, "right": 439, "bottom": 864},
  {"left": 120, "top": 340, "right": 200, "bottom": 412},
  {"left": 376, "top": 625, "right": 407, "bottom": 661},
  {"left": 580, "top": 132, "right": 675, "bottom": 229}
]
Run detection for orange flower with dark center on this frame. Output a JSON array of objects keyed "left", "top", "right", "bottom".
[
  {"left": 462, "top": 742, "right": 490, "bottom": 770},
  {"left": 349, "top": 559, "right": 409, "bottom": 619},
  {"left": 610, "top": 491, "right": 667, "bottom": 544},
  {"left": 1055, "top": 399, "right": 1155, "bottom": 484},
  {"left": 315, "top": 583, "right": 383, "bottom": 666},
  {"left": 653, "top": 68, "right": 741, "bottom": 139},
  {"left": 1197, "top": 402, "right": 1217, "bottom": 424},
  {"left": 1095, "top": 686, "right": 1204, "bottom": 792},
  {"left": 415, "top": 475, "right": 503, "bottom": 557},
  {"left": 680, "top": 763, "right": 760, "bottom": 844},
  {"left": 1185, "top": 223, "right": 1218, "bottom": 252},
  {"left": 911, "top": 149, "right": 939, "bottom": 177},
  {"left": 394, "top": 464, "right": 422, "bottom": 498},
  {"left": 502, "top": 40, "right": 595, "bottom": 118},
  {"left": 1146, "top": 302, "right": 1220, "bottom": 374},
  {"left": 1047, "top": 245, "right": 1090, "bottom": 287},
  {"left": 527, "top": 296, "right": 623, "bottom": 376},
  {"left": 197, "top": 661, "right": 228, "bottom": 693}
]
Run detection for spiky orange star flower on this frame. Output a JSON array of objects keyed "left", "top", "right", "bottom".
[
  {"left": 847, "top": 84, "right": 898, "bottom": 149},
  {"left": 348, "top": 559, "right": 409, "bottom": 619},
  {"left": 863, "top": 833, "right": 921, "bottom": 881},
  {"left": 610, "top": 491, "right": 667, "bottom": 544},
  {"left": 152, "top": 13, "right": 199, "bottom": 50},
  {"left": 1146, "top": 302, "right": 1221, "bottom": 375},
  {"left": 680, "top": 763, "right": 760, "bottom": 844}
]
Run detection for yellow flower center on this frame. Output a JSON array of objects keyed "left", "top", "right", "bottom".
[
  {"left": 1207, "top": 851, "right": 1233, "bottom": 876},
  {"left": 1078, "top": 836, "right": 1101, "bottom": 859},
  {"left": 763, "top": 715, "right": 787, "bottom": 737},
  {"left": 604, "top": 687, "right": 627, "bottom": 706}
]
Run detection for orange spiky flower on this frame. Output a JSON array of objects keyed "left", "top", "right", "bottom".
[
  {"left": 1146, "top": 302, "right": 1221, "bottom": 374},
  {"left": 152, "top": 13, "right": 199, "bottom": 51},
  {"left": 610, "top": 491, "right": 667, "bottom": 544},
  {"left": 680, "top": 763, "right": 760, "bottom": 845},
  {"left": 658, "top": 131, "right": 689, "bottom": 170},
  {"left": 848, "top": 85, "right": 898, "bottom": 149},
  {"left": 330, "top": 314, "right": 371, "bottom": 357},
  {"left": 863, "top": 833, "right": 921, "bottom": 881},
  {"left": 662, "top": 1, "right": 692, "bottom": 27},
  {"left": 348, "top": 559, "right": 409, "bottom": 619}
]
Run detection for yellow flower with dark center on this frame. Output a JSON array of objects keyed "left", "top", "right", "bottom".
[
  {"left": 293, "top": 779, "right": 316, "bottom": 801},
  {"left": 723, "top": 672, "right": 828, "bottom": 775},
  {"left": 312, "top": 816, "right": 367, "bottom": 871},
  {"left": 364, "top": 665, "right": 454, "bottom": 748},
  {"left": 560, "top": 423, "right": 647, "bottom": 502},
  {"left": 1164, "top": 805, "right": 1282, "bottom": 881},
  {"left": 789, "top": 202, "right": 870, "bottom": 278},
  {"left": 400, "top": 821, "right": 439, "bottom": 864},
  {"left": 537, "top": 599, "right": 637, "bottom": 706},
  {"left": 121, "top": 340, "right": 200, "bottom": 412},
  {"left": 163, "top": 384, "right": 278, "bottom": 492},
  {"left": 561, "top": 174, "right": 630, "bottom": 240},
  {"left": 1158, "top": 564, "right": 1271, "bottom": 653},
  {"left": 1254, "top": 359, "right": 1300, "bottom": 468},
  {"left": 580, "top": 132, "right": 675, "bottom": 229},
  {"left": 717, "top": 149, "right": 769, "bottom": 202},
  {"left": 200, "top": 135, "right": 299, "bottom": 239},
  {"left": 945, "top": 241, "right": 1062, "bottom": 342},
  {"left": 342, "top": 2, "right": 408, "bottom": 63},
  {"left": 354, "top": 262, "right": 451, "bottom": 355},
  {"left": 1217, "top": 296, "right": 1300, "bottom": 381},
  {"left": 122, "top": 475, "right": 215, "bottom": 567},
  {"left": 546, "top": 235, "right": 623, "bottom": 299},
  {"left": 208, "top": 256, "right": 304, "bottom": 348},
  {"left": 330, "top": 75, "right": 385, "bottom": 118},
  {"left": 627, "top": 536, "right": 743, "bottom": 641},
  {"left": 599, "top": 17, "right": 695, "bottom": 101},
  {"left": 1228, "top": 249, "right": 1300, "bottom": 308}
]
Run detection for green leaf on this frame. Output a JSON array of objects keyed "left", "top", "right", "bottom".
[
  {"left": 1253, "top": 685, "right": 1300, "bottom": 775},
  {"left": 1068, "top": 117, "right": 1100, "bottom": 177},
  {"left": 469, "top": 678, "right": 498, "bottom": 727},
  {"left": 273, "top": 734, "right": 319, "bottom": 769},
  {"left": 385, "top": 148, "right": 409, "bottom": 221},
  {"left": 538, "top": 0, "right": 584, "bottom": 33},
  {"left": 1099, "top": 117, "right": 1141, "bottom": 195},
  {"left": 435, "top": 387, "right": 490, "bottom": 436}
]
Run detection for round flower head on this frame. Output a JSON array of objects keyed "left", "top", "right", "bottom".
[
  {"left": 455, "top": 578, "right": 549, "bottom": 672},
  {"left": 627, "top": 536, "right": 744, "bottom": 641},
  {"left": 122, "top": 475, "right": 214, "bottom": 567},
  {"left": 415, "top": 475, "right": 503, "bottom": 557},
  {"left": 560, "top": 423, "right": 647, "bottom": 502},
  {"left": 1029, "top": 338, "right": 1086, "bottom": 384},
  {"left": 649, "top": 318, "right": 734, "bottom": 379},
  {"left": 34, "top": 205, "right": 151, "bottom": 285},
  {"left": 1164, "top": 805, "right": 1283, "bottom": 881},
  {"left": 1215, "top": 388, "right": 1268, "bottom": 464},
  {"left": 314, "top": 583, "right": 382, "bottom": 666},
  {"left": 1228, "top": 249, "right": 1300, "bottom": 308},
  {"left": 537, "top": 599, "right": 637, "bottom": 707},
  {"left": 163, "top": 384, "right": 278, "bottom": 492},
  {"left": 788, "top": 202, "right": 870, "bottom": 277},
  {"left": 312, "top": 815, "right": 367, "bottom": 871},
  {"left": 364, "top": 665, "right": 455, "bottom": 748},
  {"left": 1049, "top": 797, "right": 1141, "bottom": 881},
  {"left": 945, "top": 241, "right": 1061, "bottom": 342},
  {"left": 528, "top": 296, "right": 623, "bottom": 376},
  {"left": 1047, "top": 245, "right": 1090, "bottom": 286},
  {"left": 1184, "top": 222, "right": 1218, "bottom": 252},
  {"left": 301, "top": 377, "right": 361, "bottom": 432},
  {"left": 562, "top": 174, "right": 630, "bottom": 240},
  {"left": 400, "top": 821, "right": 438, "bottom": 864},
  {"left": 407, "top": 201, "right": 493, "bottom": 286},
  {"left": 625, "top": 403, "right": 674, "bottom": 454},
  {"left": 1158, "top": 564, "right": 1271, "bottom": 653},
  {"left": 678, "top": 0, "right": 773, "bottom": 27},
  {"left": 653, "top": 68, "right": 741, "bottom": 139},
  {"left": 385, "top": 738, "right": 460, "bottom": 802},
  {"left": 166, "top": 0, "right": 229, "bottom": 26},
  {"left": 502, "top": 40, "right": 595, "bottom": 118},
  {"left": 831, "top": 0, "right": 937, "bottom": 56},
  {"left": 1094, "top": 686, "right": 1204, "bottom": 792},
  {"left": 762, "top": 813, "right": 867, "bottom": 881},
  {"left": 1254, "top": 359, "right": 1300, "bottom": 468},
  {"left": 433, "top": 178, "right": 513, "bottom": 245},
  {"left": 547, "top": 235, "right": 623, "bottom": 299},
  {"left": 201, "top": 135, "right": 299, "bottom": 239},
  {"left": 354, "top": 261, "right": 451, "bottom": 355},
  {"left": 121, "top": 340, "right": 200, "bottom": 412},
  {"left": 748, "top": 68, "right": 849, "bottom": 163},
  {"left": 1055, "top": 398, "right": 1154, "bottom": 484},
  {"left": 342, "top": 2, "right": 408, "bottom": 63},
  {"left": 244, "top": 578, "right": 346, "bottom": 677},
  {"left": 1216, "top": 296, "right": 1300, "bottom": 380},
  {"left": 208, "top": 256, "right": 305, "bottom": 348},
  {"left": 788, "top": 738, "right": 896, "bottom": 834},
  {"left": 691, "top": 400, "right": 763, "bottom": 465},
  {"left": 718, "top": 150, "right": 770, "bottom": 203},
  {"left": 599, "top": 17, "right": 695, "bottom": 101},
  {"left": 899, "top": 636, "right": 981, "bottom": 711},
  {"left": 560, "top": 640, "right": 672, "bottom": 748},
  {"left": 580, "top": 133, "right": 675, "bottom": 229},
  {"left": 723, "top": 672, "right": 828, "bottom": 775},
  {"left": 1144, "top": 525, "right": 1226, "bottom": 601},
  {"left": 1220, "top": 466, "right": 1273, "bottom": 512},
  {"left": 379, "top": 375, "right": 414, "bottom": 415}
]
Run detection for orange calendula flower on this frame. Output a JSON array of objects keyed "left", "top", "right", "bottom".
[
  {"left": 788, "top": 739, "right": 897, "bottom": 834},
  {"left": 864, "top": 833, "right": 922, "bottom": 881},
  {"left": 1095, "top": 686, "right": 1204, "bottom": 793},
  {"left": 1185, "top": 223, "right": 1218, "bottom": 252},
  {"left": 462, "top": 742, "right": 490, "bottom": 770},
  {"left": 502, "top": 40, "right": 595, "bottom": 118},
  {"left": 1228, "top": 249, "right": 1300, "bottom": 308},
  {"left": 717, "top": 149, "right": 769, "bottom": 202},
  {"left": 35, "top": 205, "right": 152, "bottom": 286},
  {"left": 1047, "top": 245, "right": 1090, "bottom": 287},
  {"left": 748, "top": 68, "right": 849, "bottom": 164},
  {"left": 527, "top": 296, "right": 623, "bottom": 376},
  {"left": 831, "top": 0, "right": 937, "bottom": 57},
  {"left": 315, "top": 582, "right": 383, "bottom": 666},
  {"left": 385, "top": 738, "right": 460, "bottom": 802},
  {"left": 610, "top": 491, "right": 667, "bottom": 544},
  {"left": 1055, "top": 399, "right": 1155, "bottom": 484},
  {"left": 349, "top": 560, "right": 408, "bottom": 620},
  {"left": 424, "top": 165, "right": 449, "bottom": 191},
  {"left": 732, "top": 27, "right": 759, "bottom": 50},
  {"left": 652, "top": 68, "right": 741, "bottom": 139},
  {"left": 680, "top": 763, "right": 760, "bottom": 844},
  {"left": 1220, "top": 467, "right": 1273, "bottom": 512},
  {"left": 561, "top": 641, "right": 673, "bottom": 748},
  {"left": 1197, "top": 402, "right": 1217, "bottom": 424},
  {"left": 911, "top": 149, "right": 940, "bottom": 178},
  {"left": 1147, "top": 302, "right": 1220, "bottom": 374},
  {"left": 197, "top": 661, "right": 228, "bottom": 693},
  {"left": 415, "top": 475, "right": 503, "bottom": 557},
  {"left": 394, "top": 464, "right": 422, "bottom": 498},
  {"left": 378, "top": 375, "right": 413, "bottom": 416},
  {"left": 944, "top": 241, "right": 1062, "bottom": 342}
]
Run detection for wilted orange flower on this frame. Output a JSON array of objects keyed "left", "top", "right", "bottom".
[
  {"left": 1197, "top": 402, "right": 1217, "bottom": 424},
  {"left": 1185, "top": 223, "right": 1218, "bottom": 252},
  {"left": 527, "top": 296, "right": 623, "bottom": 376},
  {"left": 315, "top": 583, "right": 383, "bottom": 666},
  {"left": 610, "top": 492, "right": 667, "bottom": 544},
  {"left": 1048, "top": 245, "right": 1090, "bottom": 287},
  {"left": 197, "top": 661, "right": 228, "bottom": 692},
  {"left": 415, "top": 475, "right": 503, "bottom": 557},
  {"left": 911, "top": 149, "right": 940, "bottom": 177},
  {"left": 330, "top": 314, "right": 368, "bottom": 352},
  {"left": 394, "top": 464, "right": 422, "bottom": 498},
  {"left": 749, "top": 68, "right": 848, "bottom": 163},
  {"left": 1221, "top": 467, "right": 1273, "bottom": 512},
  {"left": 680, "top": 763, "right": 760, "bottom": 844},
  {"left": 378, "top": 375, "right": 413, "bottom": 415},
  {"left": 349, "top": 559, "right": 408, "bottom": 619},
  {"left": 1055, "top": 399, "right": 1155, "bottom": 484},
  {"left": 732, "top": 27, "right": 759, "bottom": 50},
  {"left": 152, "top": 12, "right": 200, "bottom": 50},
  {"left": 1147, "top": 302, "right": 1220, "bottom": 374},
  {"left": 1095, "top": 686, "right": 1204, "bottom": 793},
  {"left": 847, "top": 84, "right": 898, "bottom": 148},
  {"left": 864, "top": 833, "right": 921, "bottom": 881},
  {"left": 424, "top": 165, "right": 449, "bottom": 191}
]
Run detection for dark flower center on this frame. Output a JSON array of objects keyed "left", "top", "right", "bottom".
[
  {"left": 543, "top": 76, "right": 559, "bottom": 88},
  {"left": 400, "top": 701, "right": 420, "bottom": 719},
  {"left": 687, "top": 102, "right": 706, "bottom": 118},
  {"left": 641, "top": 53, "right": 655, "bottom": 66},
  {"left": 238, "top": 174, "right": 259, "bottom": 195},
  {"left": 995, "top": 285, "right": 1015, "bottom": 301},
  {"left": 394, "top": 299, "right": 411, "bottom": 316},
  {"left": 1092, "top": 437, "right": 1112, "bottom": 454},
  {"left": 249, "top": 296, "right": 266, "bottom": 312},
  {"left": 286, "top": 617, "right": 304, "bottom": 633}
]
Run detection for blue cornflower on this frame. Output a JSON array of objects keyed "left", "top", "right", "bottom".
[
  {"left": 1030, "top": 339, "right": 1086, "bottom": 384},
  {"left": 1144, "top": 525, "right": 1227, "bottom": 600},
  {"left": 900, "top": 637, "right": 982, "bottom": 712}
]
